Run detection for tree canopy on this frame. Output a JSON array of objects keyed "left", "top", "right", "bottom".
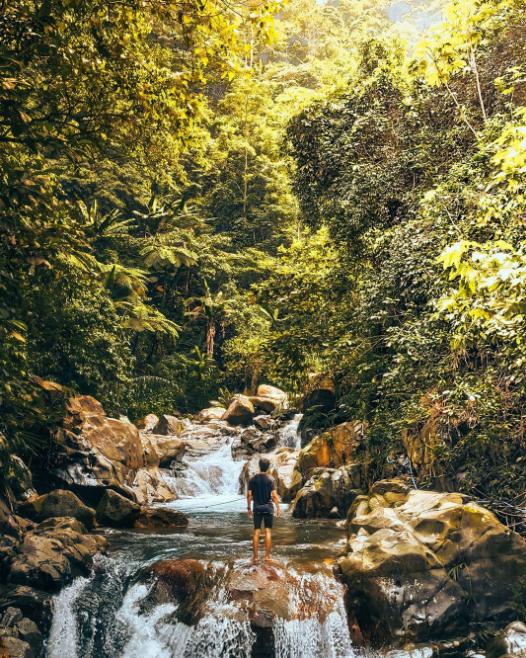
[{"left": 2, "top": 0, "right": 526, "bottom": 498}]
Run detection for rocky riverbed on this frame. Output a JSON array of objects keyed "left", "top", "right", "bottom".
[{"left": 2, "top": 382, "right": 526, "bottom": 658}]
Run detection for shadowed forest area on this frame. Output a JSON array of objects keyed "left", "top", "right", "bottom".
[{"left": 2, "top": 0, "right": 526, "bottom": 502}]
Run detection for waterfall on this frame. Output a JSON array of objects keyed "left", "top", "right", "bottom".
[
  {"left": 275, "top": 414, "right": 302, "bottom": 449},
  {"left": 45, "top": 411, "right": 359, "bottom": 658},
  {"left": 47, "top": 576, "right": 92, "bottom": 658}
]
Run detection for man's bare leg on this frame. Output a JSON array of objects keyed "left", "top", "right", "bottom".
[
  {"left": 252, "top": 529, "right": 260, "bottom": 563},
  {"left": 264, "top": 528, "right": 272, "bottom": 561}
]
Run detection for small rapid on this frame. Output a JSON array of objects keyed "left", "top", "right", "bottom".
[{"left": 46, "top": 413, "right": 356, "bottom": 658}]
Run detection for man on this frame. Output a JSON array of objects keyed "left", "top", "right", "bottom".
[{"left": 247, "top": 457, "right": 281, "bottom": 563}]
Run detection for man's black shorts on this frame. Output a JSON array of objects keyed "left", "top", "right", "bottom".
[{"left": 253, "top": 512, "right": 274, "bottom": 529}]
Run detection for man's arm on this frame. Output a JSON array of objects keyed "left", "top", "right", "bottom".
[
  {"left": 272, "top": 489, "right": 282, "bottom": 517},
  {"left": 247, "top": 489, "right": 253, "bottom": 518}
]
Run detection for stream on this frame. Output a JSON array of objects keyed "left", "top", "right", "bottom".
[{"left": 46, "top": 417, "right": 359, "bottom": 658}]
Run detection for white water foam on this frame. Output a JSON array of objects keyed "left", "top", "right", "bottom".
[
  {"left": 276, "top": 414, "right": 302, "bottom": 449},
  {"left": 274, "top": 571, "right": 355, "bottom": 658},
  {"left": 47, "top": 575, "right": 92, "bottom": 658},
  {"left": 117, "top": 583, "right": 178, "bottom": 658},
  {"left": 114, "top": 579, "right": 254, "bottom": 658}
]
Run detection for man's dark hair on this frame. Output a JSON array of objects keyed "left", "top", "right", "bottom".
[{"left": 259, "top": 457, "right": 270, "bottom": 472}]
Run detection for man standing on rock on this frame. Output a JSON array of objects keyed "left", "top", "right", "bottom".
[{"left": 247, "top": 457, "right": 282, "bottom": 563}]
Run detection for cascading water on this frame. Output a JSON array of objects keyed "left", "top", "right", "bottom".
[{"left": 46, "top": 413, "right": 358, "bottom": 658}]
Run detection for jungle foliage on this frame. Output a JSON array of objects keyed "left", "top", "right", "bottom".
[{"left": 2, "top": 0, "right": 526, "bottom": 498}]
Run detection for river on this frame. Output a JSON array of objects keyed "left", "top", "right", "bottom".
[{"left": 46, "top": 416, "right": 360, "bottom": 658}]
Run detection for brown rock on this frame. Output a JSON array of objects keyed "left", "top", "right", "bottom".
[
  {"left": 195, "top": 407, "right": 227, "bottom": 422},
  {"left": 148, "top": 435, "right": 186, "bottom": 466},
  {"left": 52, "top": 395, "right": 144, "bottom": 491},
  {"left": 17, "top": 490, "right": 96, "bottom": 530},
  {"left": 7, "top": 456, "right": 36, "bottom": 502},
  {"left": 134, "top": 508, "right": 188, "bottom": 529},
  {"left": 131, "top": 467, "right": 177, "bottom": 505},
  {"left": 135, "top": 414, "right": 159, "bottom": 432},
  {"left": 8, "top": 517, "right": 106, "bottom": 592},
  {"left": 0, "top": 636, "right": 33, "bottom": 658},
  {"left": 222, "top": 396, "right": 255, "bottom": 426},
  {"left": 153, "top": 415, "right": 185, "bottom": 436},
  {"left": 256, "top": 385, "right": 287, "bottom": 401},
  {"left": 96, "top": 490, "right": 140, "bottom": 528},
  {"left": 0, "top": 586, "right": 53, "bottom": 632},
  {"left": 295, "top": 421, "right": 366, "bottom": 484},
  {"left": 291, "top": 463, "right": 364, "bottom": 518},
  {"left": 249, "top": 396, "right": 280, "bottom": 414},
  {"left": 339, "top": 485, "right": 526, "bottom": 642}
]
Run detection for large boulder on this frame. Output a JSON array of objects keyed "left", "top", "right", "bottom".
[
  {"left": 147, "top": 559, "right": 346, "bottom": 633},
  {"left": 7, "top": 518, "right": 106, "bottom": 592},
  {"left": 134, "top": 507, "right": 188, "bottom": 529},
  {"left": 232, "top": 428, "right": 277, "bottom": 458},
  {"left": 96, "top": 490, "right": 140, "bottom": 528},
  {"left": 147, "top": 434, "right": 186, "bottom": 466},
  {"left": 222, "top": 395, "right": 255, "bottom": 427},
  {"left": 339, "top": 482, "right": 526, "bottom": 644},
  {"left": 17, "top": 490, "right": 96, "bottom": 530},
  {"left": 0, "top": 607, "right": 43, "bottom": 658},
  {"left": 153, "top": 414, "right": 185, "bottom": 436},
  {"left": 249, "top": 385, "right": 288, "bottom": 415},
  {"left": 131, "top": 467, "right": 177, "bottom": 505},
  {"left": 51, "top": 396, "right": 145, "bottom": 492},
  {"left": 135, "top": 414, "right": 159, "bottom": 432},
  {"left": 291, "top": 463, "right": 364, "bottom": 518},
  {"left": 195, "top": 407, "right": 227, "bottom": 423},
  {"left": 294, "top": 421, "right": 366, "bottom": 485},
  {"left": 487, "top": 622, "right": 526, "bottom": 658},
  {"left": 7, "top": 457, "right": 36, "bottom": 502}
]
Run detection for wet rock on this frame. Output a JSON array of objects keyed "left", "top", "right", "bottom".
[
  {"left": 153, "top": 414, "right": 185, "bottom": 436},
  {"left": 222, "top": 395, "right": 255, "bottom": 426},
  {"left": 256, "top": 385, "right": 287, "bottom": 402},
  {"left": 149, "top": 559, "right": 207, "bottom": 624},
  {"left": 0, "top": 607, "right": 43, "bottom": 657},
  {"left": 339, "top": 483, "right": 526, "bottom": 643},
  {"left": 96, "top": 490, "right": 140, "bottom": 527},
  {"left": 249, "top": 396, "right": 281, "bottom": 414},
  {"left": 195, "top": 407, "right": 227, "bottom": 422},
  {"left": 291, "top": 463, "right": 363, "bottom": 518},
  {"left": 249, "top": 387, "right": 288, "bottom": 414},
  {"left": 294, "top": 421, "right": 366, "bottom": 485},
  {"left": 7, "top": 457, "right": 36, "bottom": 502},
  {"left": 17, "top": 490, "right": 96, "bottom": 530},
  {"left": 147, "top": 434, "right": 186, "bottom": 466},
  {"left": 0, "top": 585, "right": 53, "bottom": 632},
  {"left": 51, "top": 395, "right": 145, "bottom": 492},
  {"left": 232, "top": 429, "right": 277, "bottom": 458},
  {"left": 0, "top": 498, "right": 23, "bottom": 540},
  {"left": 135, "top": 414, "right": 159, "bottom": 432},
  {"left": 134, "top": 507, "right": 188, "bottom": 529},
  {"left": 149, "top": 560, "right": 343, "bottom": 632},
  {"left": 0, "top": 636, "right": 33, "bottom": 658},
  {"left": 8, "top": 517, "right": 106, "bottom": 592},
  {"left": 131, "top": 467, "right": 177, "bottom": 505},
  {"left": 139, "top": 433, "right": 161, "bottom": 466},
  {"left": 487, "top": 622, "right": 526, "bottom": 658},
  {"left": 254, "top": 416, "right": 274, "bottom": 432},
  {"left": 151, "top": 559, "right": 205, "bottom": 597}
]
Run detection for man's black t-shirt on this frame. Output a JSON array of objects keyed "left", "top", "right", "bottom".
[{"left": 248, "top": 473, "right": 275, "bottom": 514}]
